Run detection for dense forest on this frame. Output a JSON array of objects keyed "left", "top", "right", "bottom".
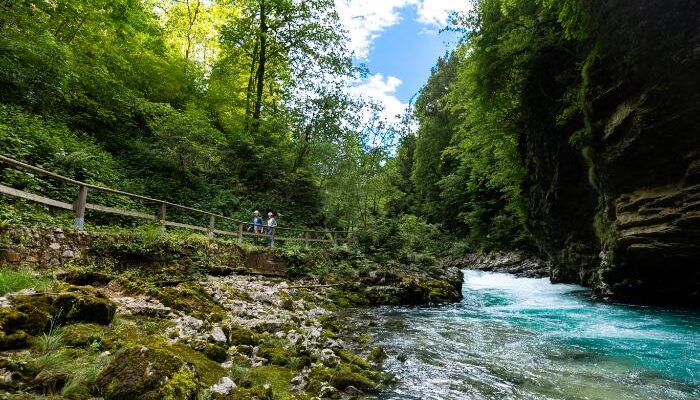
[
  {"left": 0, "top": 0, "right": 399, "bottom": 232},
  {"left": 0, "top": 0, "right": 578, "bottom": 245},
  {"left": 2, "top": 0, "right": 698, "bottom": 303}
]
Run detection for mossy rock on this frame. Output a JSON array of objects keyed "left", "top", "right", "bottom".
[
  {"left": 0, "top": 307, "right": 31, "bottom": 333},
  {"left": 161, "top": 366, "right": 198, "bottom": 400},
  {"left": 4, "top": 297, "right": 51, "bottom": 335},
  {"left": 368, "top": 346, "right": 388, "bottom": 364},
  {"left": 53, "top": 286, "right": 117, "bottom": 325},
  {"left": 10, "top": 285, "right": 116, "bottom": 331},
  {"left": 257, "top": 340, "right": 295, "bottom": 366},
  {"left": 335, "top": 349, "right": 370, "bottom": 369},
  {"left": 155, "top": 283, "right": 226, "bottom": 322},
  {"left": 95, "top": 345, "right": 185, "bottom": 400},
  {"left": 62, "top": 323, "right": 109, "bottom": 349},
  {"left": 330, "top": 365, "right": 375, "bottom": 392},
  {"left": 0, "top": 330, "right": 30, "bottom": 350},
  {"left": 227, "top": 385, "right": 274, "bottom": 400},
  {"left": 228, "top": 327, "right": 257, "bottom": 346},
  {"left": 202, "top": 343, "right": 228, "bottom": 363}
]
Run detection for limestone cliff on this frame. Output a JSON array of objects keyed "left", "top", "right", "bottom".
[
  {"left": 521, "top": 0, "right": 699, "bottom": 305},
  {"left": 585, "top": 0, "right": 700, "bottom": 304}
]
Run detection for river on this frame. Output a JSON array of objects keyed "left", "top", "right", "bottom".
[{"left": 352, "top": 270, "right": 700, "bottom": 400}]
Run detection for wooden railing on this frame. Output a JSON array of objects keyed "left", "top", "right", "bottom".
[{"left": 0, "top": 154, "right": 349, "bottom": 245}]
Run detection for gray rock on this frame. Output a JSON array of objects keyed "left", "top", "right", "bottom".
[
  {"left": 209, "top": 376, "right": 236, "bottom": 395},
  {"left": 210, "top": 326, "right": 227, "bottom": 343}
]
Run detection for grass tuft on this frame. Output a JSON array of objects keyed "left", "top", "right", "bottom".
[{"left": 0, "top": 267, "right": 53, "bottom": 296}]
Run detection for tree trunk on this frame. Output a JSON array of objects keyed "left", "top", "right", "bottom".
[
  {"left": 245, "top": 39, "right": 260, "bottom": 128},
  {"left": 252, "top": 0, "right": 267, "bottom": 131},
  {"left": 185, "top": 0, "right": 201, "bottom": 67}
]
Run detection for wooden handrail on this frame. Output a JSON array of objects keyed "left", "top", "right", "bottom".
[{"left": 0, "top": 154, "right": 350, "bottom": 243}]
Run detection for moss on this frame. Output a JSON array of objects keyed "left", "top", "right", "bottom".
[
  {"left": 257, "top": 339, "right": 297, "bottom": 366},
  {"left": 326, "top": 289, "right": 368, "bottom": 308},
  {"left": 10, "top": 285, "right": 116, "bottom": 330},
  {"left": 202, "top": 343, "right": 228, "bottom": 363},
  {"left": 0, "top": 307, "right": 30, "bottom": 333},
  {"left": 226, "top": 286, "right": 253, "bottom": 302},
  {"left": 162, "top": 366, "right": 198, "bottom": 400},
  {"left": 95, "top": 345, "right": 184, "bottom": 400},
  {"left": 320, "top": 330, "right": 337, "bottom": 339},
  {"left": 368, "top": 346, "right": 388, "bottom": 364},
  {"left": 329, "top": 365, "right": 375, "bottom": 392},
  {"left": 0, "top": 330, "right": 30, "bottom": 350},
  {"left": 227, "top": 384, "right": 274, "bottom": 400},
  {"left": 155, "top": 282, "right": 226, "bottom": 322},
  {"left": 53, "top": 286, "right": 117, "bottom": 325},
  {"left": 170, "top": 343, "right": 226, "bottom": 387},
  {"left": 243, "top": 366, "right": 294, "bottom": 400},
  {"left": 62, "top": 323, "right": 108, "bottom": 349},
  {"left": 335, "top": 349, "right": 370, "bottom": 369},
  {"left": 228, "top": 327, "right": 258, "bottom": 346}
]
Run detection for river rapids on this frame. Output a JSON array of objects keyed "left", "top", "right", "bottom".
[{"left": 352, "top": 270, "right": 700, "bottom": 400}]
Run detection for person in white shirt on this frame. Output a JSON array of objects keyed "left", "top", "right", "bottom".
[{"left": 266, "top": 212, "right": 277, "bottom": 248}]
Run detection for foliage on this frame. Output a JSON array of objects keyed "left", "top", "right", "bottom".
[
  {"left": 0, "top": 0, "right": 387, "bottom": 234},
  {"left": 387, "top": 0, "right": 595, "bottom": 251}
]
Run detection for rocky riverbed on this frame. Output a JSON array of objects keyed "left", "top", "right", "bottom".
[
  {"left": 0, "top": 226, "right": 463, "bottom": 398},
  {"left": 0, "top": 272, "right": 398, "bottom": 399}
]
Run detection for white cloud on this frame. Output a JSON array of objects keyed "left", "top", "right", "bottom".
[
  {"left": 348, "top": 74, "right": 409, "bottom": 124},
  {"left": 414, "top": 0, "right": 473, "bottom": 27},
  {"left": 335, "top": 0, "right": 473, "bottom": 58},
  {"left": 335, "top": 0, "right": 412, "bottom": 59}
]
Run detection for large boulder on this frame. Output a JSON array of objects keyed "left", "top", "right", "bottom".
[
  {"left": 0, "top": 285, "right": 116, "bottom": 350},
  {"left": 95, "top": 345, "right": 195, "bottom": 400}
]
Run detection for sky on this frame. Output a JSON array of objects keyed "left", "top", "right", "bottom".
[{"left": 336, "top": 0, "right": 472, "bottom": 122}]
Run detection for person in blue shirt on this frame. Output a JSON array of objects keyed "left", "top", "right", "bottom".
[{"left": 250, "top": 210, "right": 263, "bottom": 245}]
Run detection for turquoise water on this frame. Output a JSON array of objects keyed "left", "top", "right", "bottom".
[{"left": 355, "top": 270, "right": 700, "bottom": 400}]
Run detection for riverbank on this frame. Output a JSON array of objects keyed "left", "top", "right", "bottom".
[
  {"left": 0, "top": 226, "right": 462, "bottom": 398},
  {"left": 446, "top": 251, "right": 550, "bottom": 279}
]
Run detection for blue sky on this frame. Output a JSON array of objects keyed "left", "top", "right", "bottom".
[
  {"left": 336, "top": 0, "right": 471, "bottom": 120},
  {"left": 361, "top": 7, "right": 462, "bottom": 104}
]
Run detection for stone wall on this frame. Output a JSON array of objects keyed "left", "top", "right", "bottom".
[{"left": 0, "top": 226, "right": 285, "bottom": 277}]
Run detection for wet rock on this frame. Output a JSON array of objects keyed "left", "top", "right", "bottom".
[{"left": 368, "top": 346, "right": 388, "bottom": 364}]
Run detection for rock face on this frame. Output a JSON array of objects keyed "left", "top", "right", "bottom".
[
  {"left": 520, "top": 0, "right": 700, "bottom": 305},
  {"left": 584, "top": 0, "right": 700, "bottom": 304},
  {"left": 455, "top": 252, "right": 550, "bottom": 278}
]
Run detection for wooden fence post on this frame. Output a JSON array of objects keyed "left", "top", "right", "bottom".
[
  {"left": 158, "top": 203, "right": 167, "bottom": 232},
  {"left": 73, "top": 185, "right": 88, "bottom": 231},
  {"left": 333, "top": 232, "right": 338, "bottom": 245},
  {"left": 304, "top": 231, "right": 310, "bottom": 247},
  {"left": 238, "top": 222, "right": 244, "bottom": 243},
  {"left": 208, "top": 215, "right": 216, "bottom": 239}
]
